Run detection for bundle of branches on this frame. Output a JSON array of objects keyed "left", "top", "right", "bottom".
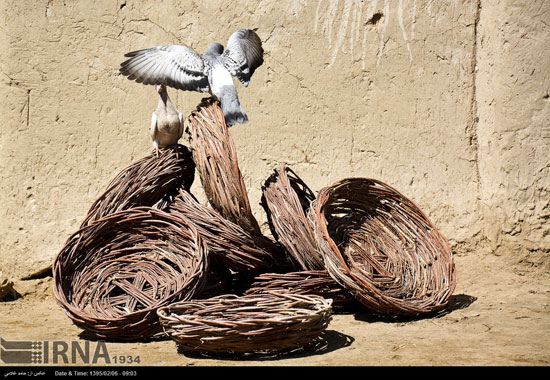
[
  {"left": 53, "top": 95, "right": 457, "bottom": 350},
  {"left": 80, "top": 145, "right": 194, "bottom": 227},
  {"left": 157, "top": 291, "right": 333, "bottom": 357},
  {"left": 310, "top": 178, "right": 457, "bottom": 316},
  {"left": 186, "top": 98, "right": 261, "bottom": 235},
  {"left": 53, "top": 207, "right": 207, "bottom": 340}
]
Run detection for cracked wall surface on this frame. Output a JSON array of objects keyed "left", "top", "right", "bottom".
[{"left": 0, "top": 0, "right": 548, "bottom": 279}]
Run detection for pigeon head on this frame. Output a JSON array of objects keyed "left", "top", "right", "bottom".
[
  {"left": 156, "top": 84, "right": 166, "bottom": 94},
  {"left": 156, "top": 84, "right": 170, "bottom": 105},
  {"left": 204, "top": 42, "right": 224, "bottom": 57}
]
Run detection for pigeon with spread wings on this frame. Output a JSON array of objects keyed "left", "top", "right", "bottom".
[{"left": 120, "top": 29, "right": 264, "bottom": 127}]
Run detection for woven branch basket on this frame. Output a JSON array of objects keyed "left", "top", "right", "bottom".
[
  {"left": 53, "top": 207, "right": 207, "bottom": 340},
  {"left": 261, "top": 166, "right": 324, "bottom": 270},
  {"left": 157, "top": 291, "right": 333, "bottom": 357},
  {"left": 80, "top": 145, "right": 195, "bottom": 227},
  {"left": 168, "top": 190, "right": 295, "bottom": 274},
  {"left": 186, "top": 97, "right": 261, "bottom": 235},
  {"left": 245, "top": 270, "right": 357, "bottom": 309},
  {"left": 311, "top": 178, "right": 457, "bottom": 316}
]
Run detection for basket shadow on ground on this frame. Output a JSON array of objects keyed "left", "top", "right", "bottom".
[
  {"left": 77, "top": 331, "right": 172, "bottom": 344},
  {"left": 352, "top": 293, "right": 477, "bottom": 323},
  {"left": 176, "top": 329, "right": 354, "bottom": 362}
]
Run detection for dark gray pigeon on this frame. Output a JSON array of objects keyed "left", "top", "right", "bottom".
[{"left": 120, "top": 29, "right": 264, "bottom": 127}]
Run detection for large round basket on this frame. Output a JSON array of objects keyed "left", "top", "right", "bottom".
[
  {"left": 168, "top": 190, "right": 295, "bottom": 274},
  {"left": 186, "top": 97, "right": 261, "bottom": 234},
  {"left": 245, "top": 270, "right": 357, "bottom": 310},
  {"left": 311, "top": 178, "right": 457, "bottom": 316},
  {"left": 157, "top": 292, "right": 333, "bottom": 357},
  {"left": 261, "top": 167, "right": 323, "bottom": 270},
  {"left": 80, "top": 145, "right": 195, "bottom": 227},
  {"left": 53, "top": 207, "right": 207, "bottom": 340}
]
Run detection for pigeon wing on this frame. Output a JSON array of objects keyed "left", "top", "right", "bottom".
[
  {"left": 222, "top": 29, "right": 264, "bottom": 87},
  {"left": 120, "top": 45, "right": 210, "bottom": 92}
]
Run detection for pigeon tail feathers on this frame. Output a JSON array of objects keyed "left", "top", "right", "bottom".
[{"left": 219, "top": 91, "right": 248, "bottom": 127}]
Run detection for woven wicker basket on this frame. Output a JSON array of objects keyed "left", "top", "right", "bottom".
[
  {"left": 80, "top": 144, "right": 194, "bottom": 227},
  {"left": 168, "top": 190, "right": 295, "bottom": 274},
  {"left": 245, "top": 270, "right": 357, "bottom": 310},
  {"left": 157, "top": 291, "right": 333, "bottom": 356},
  {"left": 261, "top": 167, "right": 324, "bottom": 270},
  {"left": 53, "top": 207, "right": 207, "bottom": 340},
  {"left": 186, "top": 97, "right": 261, "bottom": 235},
  {"left": 310, "top": 178, "right": 457, "bottom": 316}
]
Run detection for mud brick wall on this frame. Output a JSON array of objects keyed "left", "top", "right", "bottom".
[{"left": 0, "top": 0, "right": 548, "bottom": 279}]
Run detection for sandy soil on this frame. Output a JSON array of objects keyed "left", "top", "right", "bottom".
[{"left": 1, "top": 250, "right": 549, "bottom": 368}]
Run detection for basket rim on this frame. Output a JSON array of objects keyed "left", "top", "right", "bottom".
[{"left": 157, "top": 290, "right": 333, "bottom": 321}]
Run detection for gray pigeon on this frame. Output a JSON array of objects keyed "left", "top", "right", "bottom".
[
  {"left": 150, "top": 84, "right": 183, "bottom": 156},
  {"left": 120, "top": 29, "right": 264, "bottom": 127}
]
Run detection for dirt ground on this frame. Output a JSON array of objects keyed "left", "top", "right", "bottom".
[{"left": 1, "top": 250, "right": 549, "bottom": 367}]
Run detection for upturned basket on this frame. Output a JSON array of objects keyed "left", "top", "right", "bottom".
[
  {"left": 186, "top": 97, "right": 261, "bottom": 234},
  {"left": 80, "top": 144, "right": 195, "bottom": 227},
  {"left": 261, "top": 167, "right": 324, "bottom": 270},
  {"left": 53, "top": 207, "right": 207, "bottom": 340},
  {"left": 157, "top": 291, "right": 333, "bottom": 356},
  {"left": 245, "top": 270, "right": 357, "bottom": 309},
  {"left": 310, "top": 178, "right": 457, "bottom": 316}
]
